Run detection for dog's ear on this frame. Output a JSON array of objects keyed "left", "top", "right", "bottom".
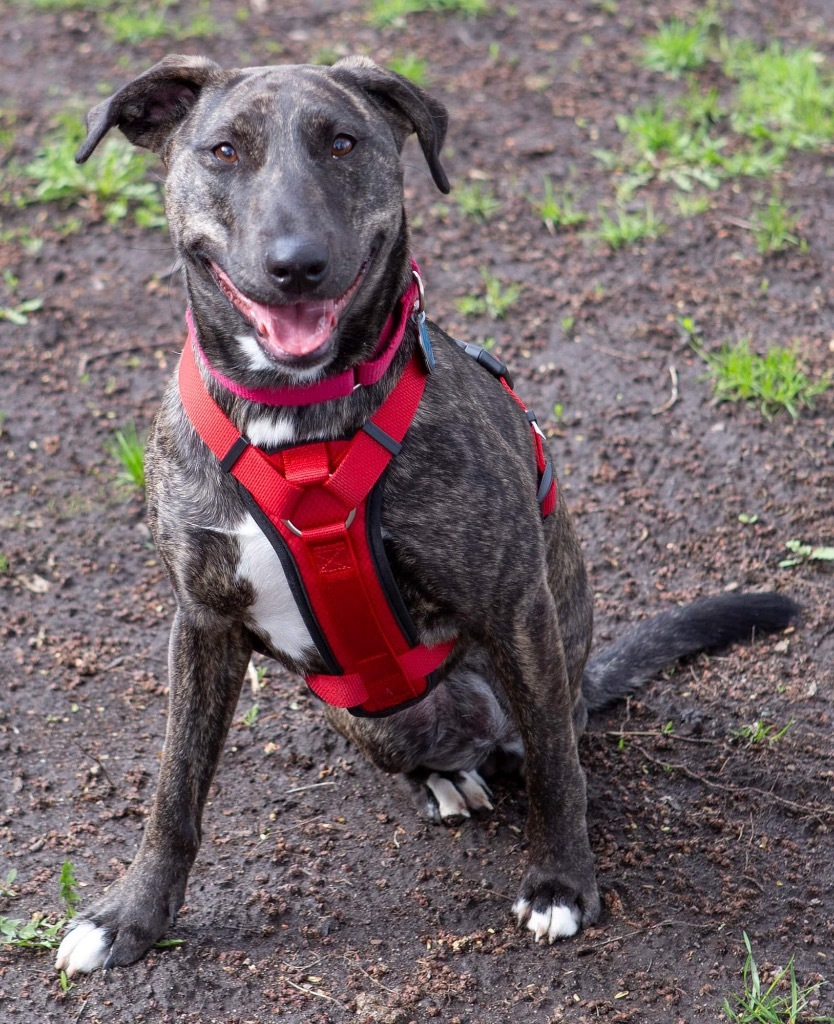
[
  {"left": 76, "top": 54, "right": 223, "bottom": 164},
  {"left": 330, "top": 57, "right": 451, "bottom": 194}
]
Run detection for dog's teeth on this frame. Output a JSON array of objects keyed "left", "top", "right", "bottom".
[{"left": 425, "top": 773, "right": 470, "bottom": 821}]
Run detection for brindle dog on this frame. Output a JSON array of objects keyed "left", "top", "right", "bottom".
[{"left": 56, "top": 55, "right": 795, "bottom": 975}]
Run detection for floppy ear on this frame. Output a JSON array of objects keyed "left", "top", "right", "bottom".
[
  {"left": 330, "top": 56, "right": 451, "bottom": 194},
  {"left": 75, "top": 54, "right": 223, "bottom": 164}
]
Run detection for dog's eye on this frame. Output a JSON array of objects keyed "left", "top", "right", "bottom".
[
  {"left": 213, "top": 143, "right": 239, "bottom": 164},
  {"left": 331, "top": 134, "right": 356, "bottom": 158}
]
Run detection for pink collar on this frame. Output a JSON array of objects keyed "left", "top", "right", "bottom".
[{"left": 187, "top": 266, "right": 422, "bottom": 407}]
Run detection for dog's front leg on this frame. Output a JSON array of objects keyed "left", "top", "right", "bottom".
[
  {"left": 56, "top": 609, "right": 251, "bottom": 975},
  {"left": 493, "top": 581, "right": 600, "bottom": 943}
]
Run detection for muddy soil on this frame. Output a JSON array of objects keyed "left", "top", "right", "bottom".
[{"left": 1, "top": 1, "right": 832, "bottom": 1021}]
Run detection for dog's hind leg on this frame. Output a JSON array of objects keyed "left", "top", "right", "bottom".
[
  {"left": 324, "top": 651, "right": 519, "bottom": 822},
  {"left": 56, "top": 611, "right": 252, "bottom": 975}
]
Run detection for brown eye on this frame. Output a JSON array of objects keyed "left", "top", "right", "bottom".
[
  {"left": 331, "top": 134, "right": 356, "bottom": 158},
  {"left": 213, "top": 143, "right": 238, "bottom": 164}
]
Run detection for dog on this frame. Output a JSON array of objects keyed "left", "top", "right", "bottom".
[{"left": 56, "top": 55, "right": 796, "bottom": 975}]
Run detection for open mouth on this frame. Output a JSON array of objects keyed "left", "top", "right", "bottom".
[{"left": 208, "top": 260, "right": 367, "bottom": 362}]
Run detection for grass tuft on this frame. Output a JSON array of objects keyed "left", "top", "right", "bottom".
[
  {"left": 723, "top": 932, "right": 830, "bottom": 1023},
  {"left": 731, "top": 719, "right": 794, "bottom": 745},
  {"left": 726, "top": 41, "right": 834, "bottom": 151},
  {"left": 386, "top": 52, "right": 429, "bottom": 85},
  {"left": 455, "top": 269, "right": 521, "bottom": 320},
  {"left": 751, "top": 193, "right": 804, "bottom": 254},
  {"left": 694, "top": 338, "right": 831, "bottom": 419},
  {"left": 107, "top": 422, "right": 146, "bottom": 490},
  {"left": 368, "top": 0, "right": 487, "bottom": 27},
  {"left": 0, "top": 860, "right": 79, "bottom": 951},
  {"left": 24, "top": 115, "right": 165, "bottom": 228},
  {"left": 642, "top": 18, "right": 709, "bottom": 77},
  {"left": 595, "top": 204, "right": 664, "bottom": 248},
  {"left": 530, "top": 177, "right": 587, "bottom": 233},
  {"left": 454, "top": 180, "right": 501, "bottom": 223}
]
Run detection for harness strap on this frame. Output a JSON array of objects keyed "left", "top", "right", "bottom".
[
  {"left": 499, "top": 378, "right": 557, "bottom": 518},
  {"left": 451, "top": 339, "right": 557, "bottom": 518}
]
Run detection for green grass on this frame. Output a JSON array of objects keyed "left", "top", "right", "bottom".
[
  {"left": 0, "top": 297, "right": 43, "bottom": 326},
  {"left": 454, "top": 181, "right": 501, "bottom": 223},
  {"left": 723, "top": 933, "right": 832, "bottom": 1022},
  {"left": 101, "top": 1, "right": 218, "bottom": 43},
  {"left": 530, "top": 177, "right": 587, "bottom": 233},
  {"left": 602, "top": 26, "right": 834, "bottom": 222},
  {"left": 595, "top": 204, "right": 664, "bottom": 248},
  {"left": 102, "top": 4, "right": 171, "bottom": 41},
  {"left": 673, "top": 192, "right": 712, "bottom": 216},
  {"left": 780, "top": 540, "right": 834, "bottom": 568},
  {"left": 616, "top": 102, "right": 691, "bottom": 155},
  {"left": 726, "top": 41, "right": 834, "bottom": 151},
  {"left": 455, "top": 269, "right": 521, "bottom": 320},
  {"left": 387, "top": 52, "right": 429, "bottom": 85},
  {"left": 642, "top": 17, "right": 710, "bottom": 78},
  {"left": 23, "top": 115, "right": 165, "bottom": 228},
  {"left": 107, "top": 422, "right": 146, "bottom": 490},
  {"left": 694, "top": 338, "right": 831, "bottom": 420},
  {"left": 367, "top": 0, "right": 487, "bottom": 27},
  {"left": 751, "top": 193, "right": 804, "bottom": 254},
  {"left": 731, "top": 719, "right": 794, "bottom": 745},
  {"left": 0, "top": 860, "right": 78, "bottom": 952},
  {"left": 240, "top": 703, "right": 260, "bottom": 728},
  {"left": 0, "top": 553, "right": 9, "bottom": 575}
]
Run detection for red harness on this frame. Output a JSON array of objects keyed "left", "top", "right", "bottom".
[{"left": 178, "top": 276, "right": 556, "bottom": 716}]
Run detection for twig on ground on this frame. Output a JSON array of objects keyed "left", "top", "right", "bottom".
[
  {"left": 284, "top": 978, "right": 346, "bottom": 1009},
  {"left": 72, "top": 742, "right": 117, "bottom": 791},
  {"left": 605, "top": 729, "right": 715, "bottom": 746},
  {"left": 632, "top": 742, "right": 833, "bottom": 823},
  {"left": 723, "top": 216, "right": 754, "bottom": 230},
  {"left": 651, "top": 364, "right": 679, "bottom": 415},
  {"left": 578, "top": 917, "right": 715, "bottom": 956},
  {"left": 285, "top": 781, "right": 337, "bottom": 795}
]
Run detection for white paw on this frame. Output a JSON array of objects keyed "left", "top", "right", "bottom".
[
  {"left": 55, "top": 920, "right": 111, "bottom": 976},
  {"left": 512, "top": 898, "right": 581, "bottom": 943},
  {"left": 425, "top": 770, "right": 493, "bottom": 822},
  {"left": 426, "top": 773, "right": 470, "bottom": 820},
  {"left": 455, "top": 770, "right": 494, "bottom": 812}
]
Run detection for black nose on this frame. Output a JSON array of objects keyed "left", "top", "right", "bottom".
[{"left": 264, "top": 237, "right": 329, "bottom": 291}]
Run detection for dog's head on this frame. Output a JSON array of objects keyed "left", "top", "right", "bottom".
[{"left": 78, "top": 55, "right": 449, "bottom": 382}]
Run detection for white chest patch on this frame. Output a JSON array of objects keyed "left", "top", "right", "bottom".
[{"left": 235, "top": 512, "right": 315, "bottom": 663}]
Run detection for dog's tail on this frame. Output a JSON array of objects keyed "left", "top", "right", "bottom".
[{"left": 581, "top": 593, "right": 798, "bottom": 713}]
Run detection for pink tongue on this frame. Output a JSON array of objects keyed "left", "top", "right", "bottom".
[{"left": 250, "top": 298, "right": 337, "bottom": 357}]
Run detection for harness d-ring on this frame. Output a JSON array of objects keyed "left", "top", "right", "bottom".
[
  {"left": 411, "top": 268, "right": 425, "bottom": 316},
  {"left": 281, "top": 508, "right": 357, "bottom": 538}
]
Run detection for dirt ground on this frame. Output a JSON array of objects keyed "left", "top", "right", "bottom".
[{"left": 1, "top": 0, "right": 832, "bottom": 1021}]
